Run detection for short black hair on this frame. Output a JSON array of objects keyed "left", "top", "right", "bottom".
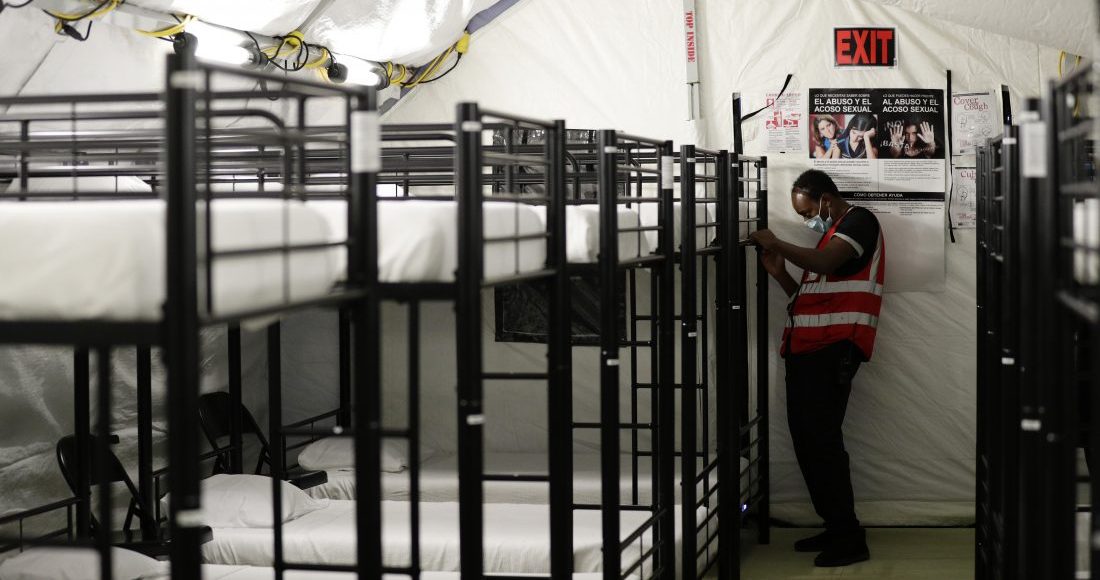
[{"left": 791, "top": 169, "right": 841, "bottom": 200}]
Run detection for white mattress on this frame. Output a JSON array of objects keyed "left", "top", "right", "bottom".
[
  {"left": 531, "top": 205, "right": 650, "bottom": 263},
  {"left": 638, "top": 201, "right": 719, "bottom": 253},
  {"left": 4, "top": 175, "right": 153, "bottom": 194},
  {"left": 202, "top": 499, "right": 685, "bottom": 575},
  {"left": 307, "top": 452, "right": 749, "bottom": 505},
  {"left": 309, "top": 199, "right": 546, "bottom": 283},
  {"left": 1074, "top": 199, "right": 1099, "bottom": 285},
  {"left": 0, "top": 199, "right": 340, "bottom": 321},
  {"left": 201, "top": 565, "right": 622, "bottom": 580}
]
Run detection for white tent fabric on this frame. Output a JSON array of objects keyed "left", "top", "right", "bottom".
[
  {"left": 373, "top": 0, "right": 1092, "bottom": 525},
  {"left": 29, "top": 0, "right": 497, "bottom": 65},
  {"left": 0, "top": 0, "right": 1095, "bottom": 528},
  {"left": 863, "top": 0, "right": 1098, "bottom": 58}
]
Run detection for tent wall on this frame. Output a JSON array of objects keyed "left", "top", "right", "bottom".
[{"left": 379, "top": 0, "right": 1079, "bottom": 525}]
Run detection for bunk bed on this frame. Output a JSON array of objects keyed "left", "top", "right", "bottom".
[
  {"left": 220, "top": 124, "right": 696, "bottom": 579},
  {"left": 1040, "top": 64, "right": 1099, "bottom": 580},
  {"left": 247, "top": 128, "right": 764, "bottom": 580},
  {"left": 974, "top": 131, "right": 1022, "bottom": 580},
  {"left": 0, "top": 53, "right": 380, "bottom": 580}
]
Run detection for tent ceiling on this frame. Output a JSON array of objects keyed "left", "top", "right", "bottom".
[
  {"left": 862, "top": 0, "right": 1098, "bottom": 57},
  {"left": 119, "top": 0, "right": 499, "bottom": 64}
]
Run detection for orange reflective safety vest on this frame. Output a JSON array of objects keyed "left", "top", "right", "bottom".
[{"left": 780, "top": 210, "right": 885, "bottom": 360}]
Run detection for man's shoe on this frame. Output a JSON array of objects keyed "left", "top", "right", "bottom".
[
  {"left": 813, "top": 534, "right": 870, "bottom": 567},
  {"left": 793, "top": 531, "right": 831, "bottom": 553}
]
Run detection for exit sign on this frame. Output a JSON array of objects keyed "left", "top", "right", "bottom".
[{"left": 834, "top": 27, "right": 897, "bottom": 68}]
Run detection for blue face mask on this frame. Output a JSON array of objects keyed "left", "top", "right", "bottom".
[{"left": 805, "top": 200, "right": 833, "bottom": 234}]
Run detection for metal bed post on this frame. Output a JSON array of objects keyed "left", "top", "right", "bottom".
[
  {"left": 715, "top": 149, "right": 739, "bottom": 580},
  {"left": 72, "top": 349, "right": 91, "bottom": 537},
  {"left": 1039, "top": 81, "right": 1077, "bottom": 579},
  {"left": 135, "top": 346, "right": 156, "bottom": 539},
  {"left": 1000, "top": 128, "right": 1022, "bottom": 580},
  {"left": 732, "top": 154, "right": 753, "bottom": 528},
  {"left": 547, "top": 119, "right": 574, "bottom": 580},
  {"left": 408, "top": 302, "right": 422, "bottom": 580},
  {"left": 93, "top": 347, "right": 114, "bottom": 580},
  {"left": 269, "top": 323, "right": 286, "bottom": 579},
  {"left": 455, "top": 102, "right": 486, "bottom": 580},
  {"left": 1014, "top": 100, "right": 1045, "bottom": 580},
  {"left": 228, "top": 325, "right": 244, "bottom": 472},
  {"left": 657, "top": 139, "right": 678, "bottom": 580},
  {"left": 351, "top": 89, "right": 384, "bottom": 580},
  {"left": 732, "top": 153, "right": 751, "bottom": 551},
  {"left": 597, "top": 129, "right": 621, "bottom": 580},
  {"left": 679, "top": 144, "right": 699, "bottom": 580},
  {"left": 974, "top": 142, "right": 989, "bottom": 579},
  {"left": 164, "top": 50, "right": 204, "bottom": 580},
  {"left": 754, "top": 157, "right": 770, "bottom": 545},
  {"left": 980, "top": 137, "right": 1008, "bottom": 578},
  {"left": 338, "top": 310, "right": 352, "bottom": 428}
]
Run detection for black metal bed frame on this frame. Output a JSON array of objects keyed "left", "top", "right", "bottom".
[
  {"left": 0, "top": 72, "right": 775, "bottom": 580},
  {"left": 677, "top": 144, "right": 725, "bottom": 580},
  {"left": 1037, "top": 65, "right": 1100, "bottom": 580},
  {"left": 975, "top": 130, "right": 1022, "bottom": 580},
  {"left": 975, "top": 66, "right": 1100, "bottom": 580},
  {"left": 0, "top": 52, "right": 377, "bottom": 580},
  {"left": 675, "top": 144, "right": 767, "bottom": 580}
]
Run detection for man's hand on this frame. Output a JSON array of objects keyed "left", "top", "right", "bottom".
[
  {"left": 749, "top": 228, "right": 779, "bottom": 250},
  {"left": 761, "top": 249, "right": 786, "bottom": 278}
]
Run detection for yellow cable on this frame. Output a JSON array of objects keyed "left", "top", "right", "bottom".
[
  {"left": 402, "top": 31, "right": 469, "bottom": 88},
  {"left": 387, "top": 63, "right": 410, "bottom": 85},
  {"left": 135, "top": 14, "right": 193, "bottom": 38},
  {"left": 46, "top": 0, "right": 119, "bottom": 21},
  {"left": 304, "top": 46, "right": 330, "bottom": 69},
  {"left": 404, "top": 46, "right": 452, "bottom": 88},
  {"left": 263, "top": 29, "right": 305, "bottom": 59}
]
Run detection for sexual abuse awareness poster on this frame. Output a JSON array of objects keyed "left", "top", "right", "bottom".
[{"left": 808, "top": 88, "right": 947, "bottom": 292}]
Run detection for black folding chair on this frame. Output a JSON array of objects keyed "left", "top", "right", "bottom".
[
  {"left": 56, "top": 434, "right": 212, "bottom": 556},
  {"left": 57, "top": 434, "right": 151, "bottom": 538},
  {"left": 198, "top": 391, "right": 269, "bottom": 475},
  {"left": 197, "top": 391, "right": 327, "bottom": 489}
]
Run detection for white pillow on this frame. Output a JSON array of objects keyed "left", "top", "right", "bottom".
[
  {"left": 297, "top": 437, "right": 407, "bottom": 473},
  {"left": 0, "top": 547, "right": 166, "bottom": 580},
  {"left": 197, "top": 473, "right": 328, "bottom": 528}
]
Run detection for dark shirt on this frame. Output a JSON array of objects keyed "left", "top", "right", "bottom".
[{"left": 829, "top": 206, "right": 880, "bottom": 277}]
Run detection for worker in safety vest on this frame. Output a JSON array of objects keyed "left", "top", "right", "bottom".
[{"left": 748, "top": 169, "right": 884, "bottom": 568}]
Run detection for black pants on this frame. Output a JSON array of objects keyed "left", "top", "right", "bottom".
[{"left": 785, "top": 340, "right": 862, "bottom": 534}]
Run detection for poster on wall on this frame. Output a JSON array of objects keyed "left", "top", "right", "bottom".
[
  {"left": 764, "top": 91, "right": 803, "bottom": 153},
  {"left": 951, "top": 92, "right": 998, "bottom": 156},
  {"left": 809, "top": 88, "right": 947, "bottom": 292},
  {"left": 950, "top": 166, "right": 977, "bottom": 229}
]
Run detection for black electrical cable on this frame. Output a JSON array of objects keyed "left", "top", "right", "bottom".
[
  {"left": 415, "top": 53, "right": 462, "bottom": 85},
  {"left": 2, "top": 0, "right": 36, "bottom": 10},
  {"left": 59, "top": 19, "right": 93, "bottom": 41}
]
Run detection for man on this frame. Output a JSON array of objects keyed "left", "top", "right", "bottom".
[{"left": 748, "top": 169, "right": 884, "bottom": 567}]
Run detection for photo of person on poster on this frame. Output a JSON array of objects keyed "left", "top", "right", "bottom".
[
  {"left": 811, "top": 114, "right": 843, "bottom": 159},
  {"left": 882, "top": 115, "right": 942, "bottom": 159},
  {"left": 838, "top": 113, "right": 878, "bottom": 159}
]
